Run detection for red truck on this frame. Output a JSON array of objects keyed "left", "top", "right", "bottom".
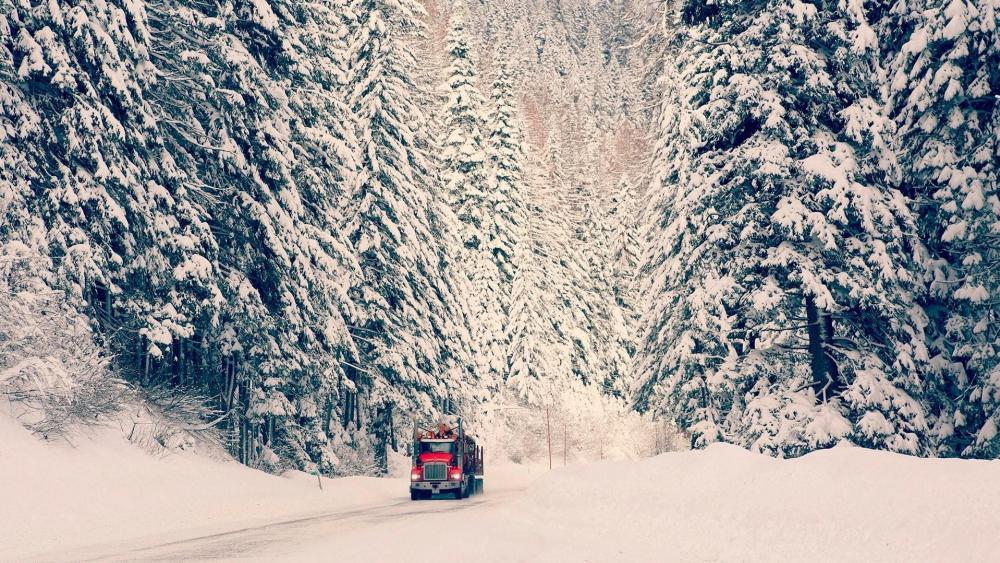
[{"left": 410, "top": 419, "right": 483, "bottom": 500}]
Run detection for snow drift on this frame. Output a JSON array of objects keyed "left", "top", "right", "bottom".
[
  {"left": 0, "top": 415, "right": 401, "bottom": 561},
  {"left": 283, "top": 443, "right": 1000, "bottom": 562},
  {"left": 509, "top": 443, "right": 1000, "bottom": 562}
]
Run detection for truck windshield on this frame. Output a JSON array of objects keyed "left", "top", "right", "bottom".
[{"left": 421, "top": 442, "right": 455, "bottom": 454}]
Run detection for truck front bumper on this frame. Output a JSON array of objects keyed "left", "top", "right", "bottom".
[{"left": 411, "top": 481, "right": 460, "bottom": 493}]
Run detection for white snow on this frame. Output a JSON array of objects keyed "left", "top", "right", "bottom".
[
  {"left": 4, "top": 415, "right": 1000, "bottom": 562},
  {"left": 0, "top": 415, "right": 400, "bottom": 561},
  {"left": 278, "top": 443, "right": 1000, "bottom": 562}
]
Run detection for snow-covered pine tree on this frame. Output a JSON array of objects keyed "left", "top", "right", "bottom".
[
  {"left": 506, "top": 153, "right": 568, "bottom": 405},
  {"left": 486, "top": 48, "right": 528, "bottom": 310},
  {"left": 581, "top": 190, "right": 629, "bottom": 396},
  {"left": 604, "top": 176, "right": 641, "bottom": 398},
  {"left": 408, "top": 0, "right": 488, "bottom": 425},
  {"left": 439, "top": 2, "right": 505, "bottom": 389},
  {"left": 562, "top": 124, "right": 610, "bottom": 391},
  {"left": 1, "top": 0, "right": 371, "bottom": 472},
  {"left": 504, "top": 124, "right": 585, "bottom": 404},
  {"left": 257, "top": 0, "right": 365, "bottom": 472},
  {"left": 344, "top": 0, "right": 478, "bottom": 471},
  {"left": 3, "top": 0, "right": 223, "bottom": 410},
  {"left": 144, "top": 0, "right": 290, "bottom": 468},
  {"left": 0, "top": 45, "right": 35, "bottom": 247},
  {"left": 611, "top": 177, "right": 641, "bottom": 308},
  {"left": 506, "top": 217, "right": 551, "bottom": 405},
  {"left": 637, "top": 0, "right": 931, "bottom": 456},
  {"left": 884, "top": 0, "right": 999, "bottom": 457},
  {"left": 139, "top": 0, "right": 363, "bottom": 472}
]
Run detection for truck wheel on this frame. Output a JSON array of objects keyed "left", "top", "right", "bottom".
[{"left": 411, "top": 490, "right": 419, "bottom": 501}]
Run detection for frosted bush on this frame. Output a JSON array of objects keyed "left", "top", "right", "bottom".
[{"left": 0, "top": 242, "right": 122, "bottom": 436}]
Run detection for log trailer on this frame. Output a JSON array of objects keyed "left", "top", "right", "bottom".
[{"left": 410, "top": 419, "right": 484, "bottom": 500}]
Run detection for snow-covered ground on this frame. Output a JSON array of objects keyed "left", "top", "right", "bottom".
[
  {"left": 0, "top": 415, "right": 404, "bottom": 560},
  {"left": 4, "top": 413, "right": 1000, "bottom": 562},
  {"left": 279, "top": 443, "right": 1000, "bottom": 563}
]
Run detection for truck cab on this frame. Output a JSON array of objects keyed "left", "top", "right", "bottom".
[{"left": 410, "top": 421, "right": 483, "bottom": 500}]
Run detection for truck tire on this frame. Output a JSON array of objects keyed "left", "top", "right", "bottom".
[{"left": 411, "top": 490, "right": 419, "bottom": 501}]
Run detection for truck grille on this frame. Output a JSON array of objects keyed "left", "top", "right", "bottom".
[{"left": 423, "top": 463, "right": 447, "bottom": 481}]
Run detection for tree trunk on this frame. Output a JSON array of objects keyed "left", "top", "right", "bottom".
[
  {"left": 141, "top": 342, "right": 151, "bottom": 387},
  {"left": 324, "top": 395, "right": 334, "bottom": 435},
  {"left": 238, "top": 381, "right": 249, "bottom": 465},
  {"left": 806, "top": 295, "right": 830, "bottom": 401},
  {"left": 177, "top": 338, "right": 186, "bottom": 387},
  {"left": 388, "top": 402, "right": 397, "bottom": 452},
  {"left": 823, "top": 314, "right": 842, "bottom": 395},
  {"left": 373, "top": 404, "right": 389, "bottom": 474},
  {"left": 343, "top": 391, "right": 354, "bottom": 429},
  {"left": 355, "top": 393, "right": 362, "bottom": 429}
]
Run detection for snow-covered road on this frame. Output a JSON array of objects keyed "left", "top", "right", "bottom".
[{"left": 79, "top": 476, "right": 530, "bottom": 561}]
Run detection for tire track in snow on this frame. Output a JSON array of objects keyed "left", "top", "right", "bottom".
[{"left": 81, "top": 489, "right": 514, "bottom": 561}]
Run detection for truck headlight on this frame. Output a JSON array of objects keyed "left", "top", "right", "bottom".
[
  {"left": 449, "top": 469, "right": 461, "bottom": 481},
  {"left": 411, "top": 470, "right": 422, "bottom": 481}
]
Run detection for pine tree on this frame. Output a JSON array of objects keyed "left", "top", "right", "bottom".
[
  {"left": 258, "top": 0, "right": 364, "bottom": 472},
  {"left": 507, "top": 160, "right": 569, "bottom": 405},
  {"left": 484, "top": 47, "right": 530, "bottom": 386},
  {"left": 0, "top": 50, "right": 35, "bottom": 246},
  {"left": 5, "top": 0, "right": 220, "bottom": 400},
  {"left": 344, "top": 0, "right": 476, "bottom": 471},
  {"left": 638, "top": 0, "right": 931, "bottom": 455},
  {"left": 439, "top": 2, "right": 505, "bottom": 388},
  {"left": 605, "top": 176, "right": 641, "bottom": 398},
  {"left": 885, "top": 0, "right": 1000, "bottom": 457},
  {"left": 487, "top": 49, "right": 528, "bottom": 304},
  {"left": 442, "top": 3, "right": 492, "bottom": 252}
]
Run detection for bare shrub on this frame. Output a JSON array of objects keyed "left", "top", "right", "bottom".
[
  {"left": 0, "top": 242, "right": 123, "bottom": 437},
  {"left": 123, "top": 385, "right": 227, "bottom": 455}
]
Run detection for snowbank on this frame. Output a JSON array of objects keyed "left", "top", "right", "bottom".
[
  {"left": 0, "top": 415, "right": 400, "bottom": 560},
  {"left": 282, "top": 443, "right": 1000, "bottom": 562},
  {"left": 511, "top": 443, "right": 1000, "bottom": 562},
  {"left": 5, "top": 411, "right": 999, "bottom": 562}
]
